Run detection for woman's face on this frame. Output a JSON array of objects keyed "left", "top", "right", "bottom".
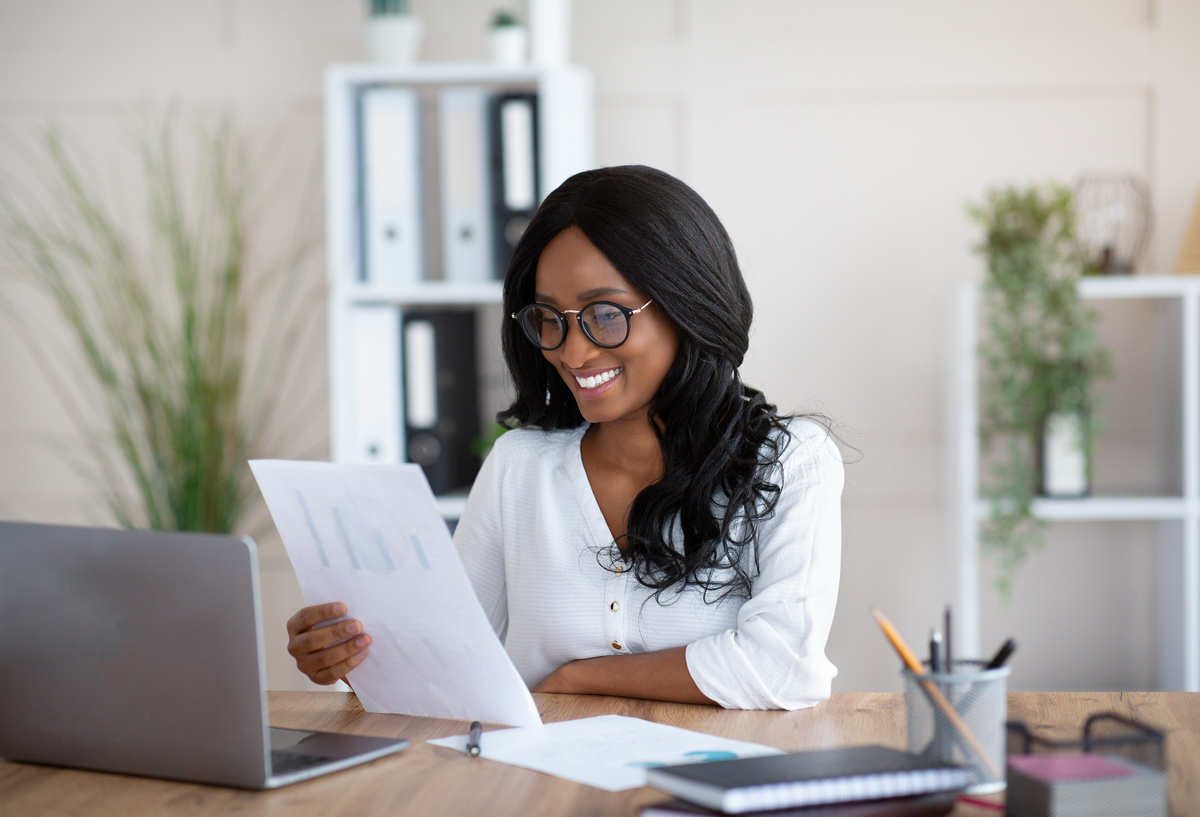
[{"left": 532, "top": 226, "right": 680, "bottom": 428}]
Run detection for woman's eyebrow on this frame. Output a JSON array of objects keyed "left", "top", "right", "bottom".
[
  {"left": 578, "top": 286, "right": 629, "bottom": 300},
  {"left": 534, "top": 286, "right": 630, "bottom": 304}
]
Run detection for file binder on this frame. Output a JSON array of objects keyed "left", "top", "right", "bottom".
[
  {"left": 489, "top": 92, "right": 539, "bottom": 278},
  {"left": 360, "top": 86, "right": 423, "bottom": 285},
  {"left": 346, "top": 304, "right": 402, "bottom": 463},
  {"left": 401, "top": 309, "right": 481, "bottom": 494},
  {"left": 438, "top": 87, "right": 494, "bottom": 282}
]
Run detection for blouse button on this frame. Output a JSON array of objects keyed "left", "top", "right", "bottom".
[
  {"left": 609, "top": 601, "right": 620, "bottom": 612},
  {"left": 614, "top": 566, "right": 624, "bottom": 575},
  {"left": 612, "top": 641, "right": 623, "bottom": 651}
]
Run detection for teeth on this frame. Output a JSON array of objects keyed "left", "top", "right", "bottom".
[{"left": 575, "top": 368, "right": 621, "bottom": 390}]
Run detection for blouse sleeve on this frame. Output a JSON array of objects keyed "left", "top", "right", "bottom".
[
  {"left": 452, "top": 433, "right": 511, "bottom": 640},
  {"left": 684, "top": 420, "right": 844, "bottom": 710}
]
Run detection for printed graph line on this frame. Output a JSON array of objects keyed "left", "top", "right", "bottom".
[
  {"left": 373, "top": 529, "right": 396, "bottom": 571},
  {"left": 411, "top": 535, "right": 431, "bottom": 570},
  {"left": 331, "top": 507, "right": 362, "bottom": 570},
  {"left": 295, "top": 491, "right": 330, "bottom": 567}
]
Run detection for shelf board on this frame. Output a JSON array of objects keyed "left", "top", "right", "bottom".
[
  {"left": 327, "top": 61, "right": 548, "bottom": 86},
  {"left": 436, "top": 492, "right": 469, "bottom": 521},
  {"left": 1078, "top": 274, "right": 1200, "bottom": 299},
  {"left": 975, "top": 495, "right": 1190, "bottom": 521},
  {"left": 338, "top": 280, "right": 504, "bottom": 307}
]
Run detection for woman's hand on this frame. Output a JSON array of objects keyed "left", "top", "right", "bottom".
[{"left": 286, "top": 602, "right": 372, "bottom": 685}]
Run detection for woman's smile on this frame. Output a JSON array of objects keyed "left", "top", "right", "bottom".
[{"left": 572, "top": 366, "right": 623, "bottom": 394}]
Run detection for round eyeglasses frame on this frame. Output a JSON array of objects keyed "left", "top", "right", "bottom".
[{"left": 511, "top": 299, "right": 654, "bottom": 351}]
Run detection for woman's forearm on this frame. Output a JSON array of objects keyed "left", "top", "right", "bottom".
[{"left": 531, "top": 646, "right": 717, "bottom": 705}]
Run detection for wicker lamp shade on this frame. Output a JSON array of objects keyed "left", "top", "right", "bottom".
[{"left": 1073, "top": 172, "right": 1152, "bottom": 275}]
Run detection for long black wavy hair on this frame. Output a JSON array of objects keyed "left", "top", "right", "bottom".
[{"left": 499, "top": 165, "right": 791, "bottom": 600}]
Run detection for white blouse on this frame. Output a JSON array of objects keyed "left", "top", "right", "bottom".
[{"left": 452, "top": 418, "right": 843, "bottom": 710}]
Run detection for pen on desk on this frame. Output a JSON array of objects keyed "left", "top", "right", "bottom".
[
  {"left": 467, "top": 721, "right": 482, "bottom": 757},
  {"left": 944, "top": 605, "right": 953, "bottom": 672},
  {"left": 985, "top": 638, "right": 1017, "bottom": 670},
  {"left": 957, "top": 794, "right": 1005, "bottom": 812},
  {"left": 871, "top": 608, "right": 1000, "bottom": 778},
  {"left": 929, "top": 629, "right": 943, "bottom": 674}
]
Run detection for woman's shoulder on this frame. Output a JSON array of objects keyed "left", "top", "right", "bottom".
[
  {"left": 773, "top": 416, "right": 844, "bottom": 475},
  {"left": 487, "top": 423, "right": 587, "bottom": 462},
  {"left": 778, "top": 416, "right": 835, "bottom": 447}
]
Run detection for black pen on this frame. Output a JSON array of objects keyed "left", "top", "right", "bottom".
[
  {"left": 985, "top": 638, "right": 1017, "bottom": 670},
  {"left": 929, "top": 629, "right": 943, "bottom": 673},
  {"left": 467, "top": 721, "right": 482, "bottom": 757},
  {"left": 943, "top": 605, "right": 953, "bottom": 673}
]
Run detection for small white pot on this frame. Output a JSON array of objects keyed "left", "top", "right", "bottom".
[
  {"left": 489, "top": 25, "right": 528, "bottom": 66},
  {"left": 364, "top": 15, "right": 423, "bottom": 64},
  {"left": 1041, "top": 411, "right": 1089, "bottom": 497}
]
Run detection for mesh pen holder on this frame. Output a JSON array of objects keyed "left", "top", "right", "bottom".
[{"left": 903, "top": 659, "right": 1010, "bottom": 795}]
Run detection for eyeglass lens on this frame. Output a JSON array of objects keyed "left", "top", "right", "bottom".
[{"left": 519, "top": 302, "right": 631, "bottom": 349}]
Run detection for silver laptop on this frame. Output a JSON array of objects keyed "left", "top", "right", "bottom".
[{"left": 0, "top": 521, "right": 408, "bottom": 789}]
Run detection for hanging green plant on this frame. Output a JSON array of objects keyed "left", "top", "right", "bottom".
[
  {"left": 0, "top": 113, "right": 322, "bottom": 533},
  {"left": 968, "top": 183, "right": 1113, "bottom": 598}
]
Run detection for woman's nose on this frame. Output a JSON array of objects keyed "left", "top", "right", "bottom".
[{"left": 558, "top": 317, "right": 598, "bottom": 369}]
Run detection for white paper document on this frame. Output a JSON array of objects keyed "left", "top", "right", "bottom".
[
  {"left": 249, "top": 459, "right": 541, "bottom": 728},
  {"left": 428, "top": 715, "right": 783, "bottom": 791}
]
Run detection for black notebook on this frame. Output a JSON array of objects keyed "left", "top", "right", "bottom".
[
  {"left": 641, "top": 790, "right": 960, "bottom": 817},
  {"left": 643, "top": 745, "right": 968, "bottom": 814}
]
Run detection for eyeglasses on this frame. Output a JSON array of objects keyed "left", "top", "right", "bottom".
[{"left": 511, "top": 299, "right": 654, "bottom": 350}]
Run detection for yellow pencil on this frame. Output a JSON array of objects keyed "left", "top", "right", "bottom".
[{"left": 871, "top": 608, "right": 1001, "bottom": 779}]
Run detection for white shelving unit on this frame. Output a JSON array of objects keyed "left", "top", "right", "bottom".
[
  {"left": 324, "top": 62, "right": 594, "bottom": 518},
  {"left": 949, "top": 275, "right": 1200, "bottom": 691}
]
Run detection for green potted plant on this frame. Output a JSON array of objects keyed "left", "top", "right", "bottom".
[
  {"left": 0, "top": 114, "right": 320, "bottom": 533},
  {"left": 489, "top": 9, "right": 528, "bottom": 66},
  {"left": 968, "top": 183, "right": 1112, "bottom": 597},
  {"left": 364, "top": 0, "right": 423, "bottom": 64}
]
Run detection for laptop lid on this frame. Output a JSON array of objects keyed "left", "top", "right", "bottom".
[{"left": 0, "top": 521, "right": 404, "bottom": 789}]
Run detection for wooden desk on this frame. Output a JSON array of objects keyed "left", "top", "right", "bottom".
[{"left": 2, "top": 691, "right": 1197, "bottom": 816}]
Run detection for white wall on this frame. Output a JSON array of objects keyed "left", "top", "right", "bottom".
[
  {"left": 0, "top": 0, "right": 360, "bottom": 693},
  {"left": 1, "top": 0, "right": 1198, "bottom": 694},
  {"left": 562, "top": 0, "right": 1200, "bottom": 693}
]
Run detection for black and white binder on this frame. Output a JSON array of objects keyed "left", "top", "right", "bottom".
[
  {"left": 402, "top": 309, "right": 481, "bottom": 495},
  {"left": 359, "top": 86, "right": 423, "bottom": 285},
  {"left": 438, "top": 87, "right": 494, "bottom": 282},
  {"left": 489, "top": 92, "right": 539, "bottom": 278},
  {"left": 346, "top": 304, "right": 402, "bottom": 463}
]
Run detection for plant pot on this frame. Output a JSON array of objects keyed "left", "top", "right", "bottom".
[
  {"left": 489, "top": 26, "right": 528, "bottom": 66},
  {"left": 1038, "top": 411, "right": 1089, "bottom": 497},
  {"left": 364, "top": 15, "right": 423, "bottom": 64}
]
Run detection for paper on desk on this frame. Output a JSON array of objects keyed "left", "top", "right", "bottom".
[
  {"left": 428, "top": 715, "right": 783, "bottom": 791},
  {"left": 249, "top": 459, "right": 541, "bottom": 728}
]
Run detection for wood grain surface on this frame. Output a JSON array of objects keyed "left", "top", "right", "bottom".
[{"left": 1, "top": 691, "right": 1195, "bottom": 816}]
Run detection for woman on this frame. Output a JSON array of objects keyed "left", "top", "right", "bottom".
[{"left": 288, "top": 165, "right": 842, "bottom": 709}]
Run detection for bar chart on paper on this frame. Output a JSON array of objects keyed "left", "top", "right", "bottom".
[{"left": 249, "top": 459, "right": 541, "bottom": 727}]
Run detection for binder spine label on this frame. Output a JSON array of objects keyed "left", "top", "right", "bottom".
[{"left": 360, "top": 87, "right": 423, "bottom": 285}]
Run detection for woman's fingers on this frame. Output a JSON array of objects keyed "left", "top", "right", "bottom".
[
  {"left": 304, "top": 641, "right": 372, "bottom": 685},
  {"left": 286, "top": 601, "right": 348, "bottom": 638},
  {"left": 287, "top": 616, "right": 366, "bottom": 658},
  {"left": 286, "top": 602, "right": 374, "bottom": 684}
]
